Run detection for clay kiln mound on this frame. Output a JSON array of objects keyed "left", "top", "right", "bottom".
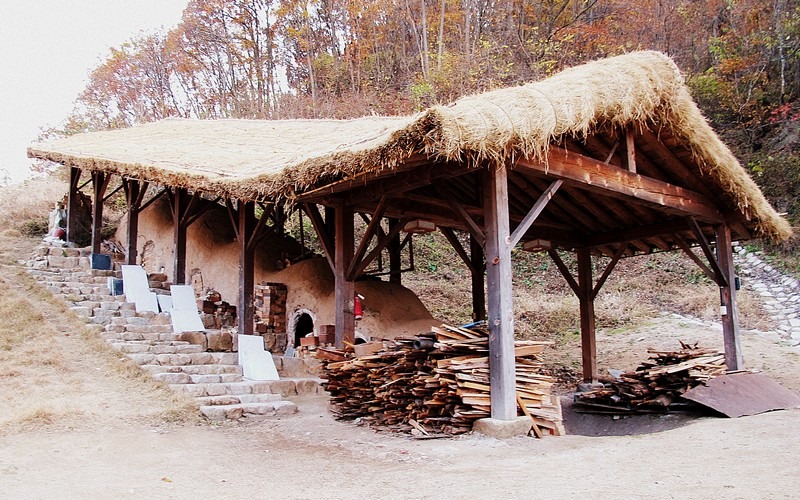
[{"left": 269, "top": 257, "right": 437, "bottom": 340}]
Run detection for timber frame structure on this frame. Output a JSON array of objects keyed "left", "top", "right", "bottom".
[{"left": 29, "top": 51, "right": 790, "bottom": 422}]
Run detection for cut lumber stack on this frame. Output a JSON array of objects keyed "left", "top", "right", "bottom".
[
  {"left": 575, "top": 341, "right": 727, "bottom": 413},
  {"left": 321, "top": 323, "right": 564, "bottom": 436}
]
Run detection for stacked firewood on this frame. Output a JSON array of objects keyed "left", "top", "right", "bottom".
[
  {"left": 575, "top": 341, "right": 727, "bottom": 413},
  {"left": 321, "top": 323, "right": 564, "bottom": 436}
]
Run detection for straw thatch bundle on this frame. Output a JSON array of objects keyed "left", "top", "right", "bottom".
[{"left": 28, "top": 51, "right": 790, "bottom": 240}]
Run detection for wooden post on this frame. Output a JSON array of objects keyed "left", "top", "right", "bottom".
[
  {"left": 716, "top": 225, "right": 743, "bottom": 370},
  {"left": 173, "top": 188, "right": 188, "bottom": 285},
  {"left": 90, "top": 171, "right": 110, "bottom": 255},
  {"left": 334, "top": 204, "right": 355, "bottom": 346},
  {"left": 388, "top": 218, "right": 402, "bottom": 284},
  {"left": 577, "top": 248, "right": 598, "bottom": 383},
  {"left": 238, "top": 200, "right": 256, "bottom": 336},
  {"left": 470, "top": 233, "right": 486, "bottom": 321},
  {"left": 123, "top": 179, "right": 140, "bottom": 265},
  {"left": 66, "top": 167, "right": 81, "bottom": 244},
  {"left": 483, "top": 165, "right": 516, "bottom": 420}
]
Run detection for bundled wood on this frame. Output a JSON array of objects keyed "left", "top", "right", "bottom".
[
  {"left": 321, "top": 323, "right": 564, "bottom": 436},
  {"left": 575, "top": 341, "right": 727, "bottom": 414}
]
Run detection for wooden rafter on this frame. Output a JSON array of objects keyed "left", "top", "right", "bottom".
[
  {"left": 303, "top": 203, "right": 335, "bottom": 271},
  {"left": 688, "top": 218, "right": 728, "bottom": 287},
  {"left": 626, "top": 127, "right": 636, "bottom": 173},
  {"left": 509, "top": 179, "right": 562, "bottom": 247},
  {"left": 347, "top": 216, "right": 410, "bottom": 280},
  {"left": 439, "top": 227, "right": 475, "bottom": 272},
  {"left": 435, "top": 182, "right": 486, "bottom": 246},
  {"left": 514, "top": 147, "right": 723, "bottom": 222},
  {"left": 347, "top": 196, "right": 389, "bottom": 279}
]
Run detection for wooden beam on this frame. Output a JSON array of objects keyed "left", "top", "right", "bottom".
[
  {"left": 673, "top": 234, "right": 719, "bottom": 285},
  {"left": 689, "top": 218, "right": 728, "bottom": 287},
  {"left": 123, "top": 179, "right": 141, "bottom": 265},
  {"left": 591, "top": 245, "right": 626, "bottom": 300},
  {"left": 577, "top": 248, "right": 598, "bottom": 383},
  {"left": 238, "top": 201, "right": 256, "bottom": 336},
  {"left": 138, "top": 187, "right": 166, "bottom": 212},
  {"left": 334, "top": 205, "right": 355, "bottom": 347},
  {"left": 348, "top": 217, "right": 409, "bottom": 280},
  {"left": 303, "top": 203, "right": 335, "bottom": 272},
  {"left": 439, "top": 227, "right": 473, "bottom": 271},
  {"left": 247, "top": 204, "right": 272, "bottom": 252},
  {"left": 626, "top": 127, "right": 636, "bottom": 173},
  {"left": 436, "top": 182, "right": 486, "bottom": 246},
  {"left": 604, "top": 140, "right": 619, "bottom": 164},
  {"left": 716, "top": 224, "right": 743, "bottom": 370},
  {"left": 470, "top": 233, "right": 486, "bottom": 321},
  {"left": 225, "top": 199, "right": 239, "bottom": 240},
  {"left": 347, "top": 196, "right": 389, "bottom": 280},
  {"left": 292, "top": 153, "right": 432, "bottom": 201},
  {"left": 388, "top": 218, "right": 402, "bottom": 284},
  {"left": 102, "top": 183, "right": 123, "bottom": 203},
  {"left": 547, "top": 249, "right": 580, "bottom": 296},
  {"left": 514, "top": 147, "right": 723, "bottom": 222},
  {"left": 91, "top": 171, "right": 111, "bottom": 255},
  {"left": 66, "top": 167, "right": 81, "bottom": 245},
  {"left": 509, "top": 180, "right": 562, "bottom": 247},
  {"left": 483, "top": 165, "right": 516, "bottom": 420},
  {"left": 172, "top": 188, "right": 188, "bottom": 285}
]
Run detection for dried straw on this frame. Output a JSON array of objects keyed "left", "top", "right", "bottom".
[{"left": 28, "top": 51, "right": 790, "bottom": 240}]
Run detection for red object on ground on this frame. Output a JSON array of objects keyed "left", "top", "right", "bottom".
[{"left": 53, "top": 228, "right": 66, "bottom": 239}]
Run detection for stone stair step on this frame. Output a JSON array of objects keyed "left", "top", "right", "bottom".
[
  {"left": 126, "top": 351, "right": 237, "bottom": 366},
  {"left": 195, "top": 393, "right": 281, "bottom": 406},
  {"left": 199, "top": 401, "right": 297, "bottom": 421},
  {"left": 188, "top": 373, "right": 243, "bottom": 384},
  {"left": 169, "top": 380, "right": 274, "bottom": 397},
  {"left": 139, "top": 364, "right": 243, "bottom": 376}
]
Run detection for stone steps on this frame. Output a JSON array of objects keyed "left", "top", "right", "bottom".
[
  {"left": 27, "top": 249, "right": 319, "bottom": 422},
  {"left": 196, "top": 393, "right": 282, "bottom": 406},
  {"left": 109, "top": 341, "right": 205, "bottom": 355},
  {"left": 127, "top": 352, "right": 239, "bottom": 366},
  {"left": 200, "top": 400, "right": 297, "bottom": 421},
  {"left": 139, "top": 364, "right": 244, "bottom": 376}
]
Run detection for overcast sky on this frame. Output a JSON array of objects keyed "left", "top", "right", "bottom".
[{"left": 0, "top": 0, "right": 188, "bottom": 184}]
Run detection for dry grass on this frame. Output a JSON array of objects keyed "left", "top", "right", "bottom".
[{"left": 0, "top": 177, "right": 199, "bottom": 433}]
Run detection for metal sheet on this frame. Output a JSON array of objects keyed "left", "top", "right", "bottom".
[{"left": 681, "top": 372, "right": 800, "bottom": 418}]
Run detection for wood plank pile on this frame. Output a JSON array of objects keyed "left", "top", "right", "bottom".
[
  {"left": 320, "top": 323, "right": 564, "bottom": 436},
  {"left": 575, "top": 341, "right": 727, "bottom": 413}
]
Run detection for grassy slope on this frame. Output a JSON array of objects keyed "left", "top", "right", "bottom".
[{"left": 0, "top": 176, "right": 197, "bottom": 434}]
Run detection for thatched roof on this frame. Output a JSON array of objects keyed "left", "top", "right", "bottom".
[{"left": 29, "top": 51, "right": 790, "bottom": 242}]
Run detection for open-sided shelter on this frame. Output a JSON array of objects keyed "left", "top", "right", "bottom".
[{"left": 29, "top": 51, "right": 790, "bottom": 422}]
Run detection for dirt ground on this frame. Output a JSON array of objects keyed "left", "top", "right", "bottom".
[{"left": 2, "top": 315, "right": 800, "bottom": 499}]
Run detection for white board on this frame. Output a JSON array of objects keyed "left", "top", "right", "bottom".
[
  {"left": 171, "top": 308, "right": 205, "bottom": 333},
  {"left": 121, "top": 265, "right": 150, "bottom": 304},
  {"left": 238, "top": 334, "right": 279, "bottom": 381},
  {"left": 134, "top": 291, "right": 160, "bottom": 314},
  {"left": 170, "top": 285, "right": 198, "bottom": 310},
  {"left": 169, "top": 285, "right": 205, "bottom": 333},
  {"left": 156, "top": 294, "right": 173, "bottom": 312}
]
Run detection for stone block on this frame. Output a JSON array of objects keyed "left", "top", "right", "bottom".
[
  {"left": 154, "top": 372, "right": 191, "bottom": 384},
  {"left": 267, "top": 380, "right": 297, "bottom": 397},
  {"left": 472, "top": 417, "right": 532, "bottom": 439},
  {"left": 180, "top": 331, "right": 208, "bottom": 351},
  {"left": 295, "top": 379, "right": 321, "bottom": 395},
  {"left": 207, "top": 330, "right": 233, "bottom": 352},
  {"left": 281, "top": 356, "right": 305, "bottom": 377},
  {"left": 273, "top": 400, "right": 298, "bottom": 416}
]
